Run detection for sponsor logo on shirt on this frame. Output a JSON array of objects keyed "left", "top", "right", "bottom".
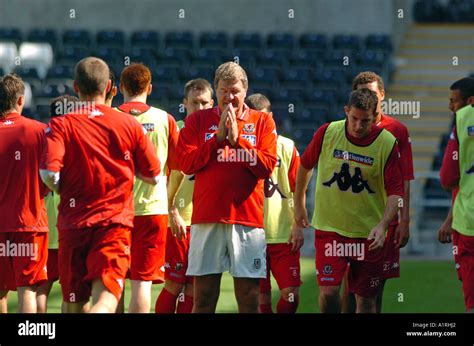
[
  {"left": 142, "top": 123, "right": 155, "bottom": 132},
  {"left": 241, "top": 134, "right": 256, "bottom": 146},
  {"left": 243, "top": 123, "right": 255, "bottom": 133},
  {"left": 253, "top": 258, "right": 261, "bottom": 270},
  {"left": 205, "top": 133, "right": 215, "bottom": 141},
  {"left": 333, "top": 149, "right": 374, "bottom": 166},
  {"left": 467, "top": 126, "right": 474, "bottom": 136},
  {"left": 2, "top": 120, "right": 13, "bottom": 125},
  {"left": 88, "top": 109, "right": 103, "bottom": 119}
]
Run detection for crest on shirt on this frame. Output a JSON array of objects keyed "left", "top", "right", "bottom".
[
  {"left": 142, "top": 123, "right": 155, "bottom": 132},
  {"left": 205, "top": 133, "right": 215, "bottom": 141},
  {"left": 240, "top": 134, "right": 256, "bottom": 146},
  {"left": 467, "top": 126, "right": 474, "bottom": 137},
  {"left": 243, "top": 123, "right": 255, "bottom": 134}
]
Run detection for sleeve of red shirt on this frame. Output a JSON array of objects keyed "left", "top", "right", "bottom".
[
  {"left": 37, "top": 124, "right": 50, "bottom": 197},
  {"left": 166, "top": 113, "right": 180, "bottom": 171},
  {"left": 235, "top": 112, "right": 277, "bottom": 179},
  {"left": 176, "top": 111, "right": 220, "bottom": 175},
  {"left": 397, "top": 124, "right": 415, "bottom": 181},
  {"left": 300, "top": 123, "right": 330, "bottom": 170},
  {"left": 384, "top": 142, "right": 404, "bottom": 197},
  {"left": 288, "top": 146, "right": 300, "bottom": 192},
  {"left": 440, "top": 126, "right": 460, "bottom": 189},
  {"left": 41, "top": 117, "right": 66, "bottom": 173},
  {"left": 133, "top": 119, "right": 161, "bottom": 178}
]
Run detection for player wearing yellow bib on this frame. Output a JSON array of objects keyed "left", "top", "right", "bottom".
[
  {"left": 117, "top": 63, "right": 179, "bottom": 313},
  {"left": 36, "top": 95, "right": 79, "bottom": 313},
  {"left": 155, "top": 78, "right": 214, "bottom": 313},
  {"left": 245, "top": 94, "right": 303, "bottom": 314},
  {"left": 294, "top": 89, "right": 404, "bottom": 313},
  {"left": 440, "top": 78, "right": 474, "bottom": 311}
]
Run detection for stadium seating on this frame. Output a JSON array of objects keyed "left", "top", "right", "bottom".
[{"left": 0, "top": 28, "right": 394, "bottom": 141}]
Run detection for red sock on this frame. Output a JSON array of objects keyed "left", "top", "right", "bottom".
[
  {"left": 176, "top": 295, "right": 193, "bottom": 313},
  {"left": 259, "top": 303, "right": 273, "bottom": 313},
  {"left": 155, "top": 288, "right": 178, "bottom": 313},
  {"left": 276, "top": 296, "right": 298, "bottom": 313}
]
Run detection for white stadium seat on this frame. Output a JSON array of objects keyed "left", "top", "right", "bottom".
[
  {"left": 0, "top": 42, "right": 18, "bottom": 74},
  {"left": 19, "top": 42, "right": 53, "bottom": 79}
]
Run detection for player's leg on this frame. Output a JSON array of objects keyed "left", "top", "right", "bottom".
[
  {"left": 341, "top": 267, "right": 356, "bottom": 313},
  {"left": 375, "top": 279, "right": 386, "bottom": 313},
  {"left": 115, "top": 287, "right": 125, "bottom": 313},
  {"left": 36, "top": 281, "right": 53, "bottom": 313},
  {"left": 17, "top": 285, "right": 38, "bottom": 313},
  {"left": 355, "top": 294, "right": 376, "bottom": 313},
  {"left": 193, "top": 274, "right": 222, "bottom": 313},
  {"left": 270, "top": 243, "right": 302, "bottom": 313},
  {"left": 259, "top": 265, "right": 273, "bottom": 313},
  {"left": 314, "top": 230, "right": 347, "bottom": 313},
  {"left": 234, "top": 277, "right": 259, "bottom": 313},
  {"left": 377, "top": 224, "right": 399, "bottom": 313},
  {"left": 456, "top": 231, "right": 474, "bottom": 313},
  {"left": 156, "top": 227, "right": 189, "bottom": 313},
  {"left": 86, "top": 225, "right": 131, "bottom": 313},
  {"left": 176, "top": 278, "right": 194, "bottom": 313},
  {"left": 0, "top": 290, "right": 8, "bottom": 313},
  {"left": 129, "top": 215, "right": 167, "bottom": 313}
]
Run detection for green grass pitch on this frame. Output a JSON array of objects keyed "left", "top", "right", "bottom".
[{"left": 7, "top": 258, "right": 465, "bottom": 313}]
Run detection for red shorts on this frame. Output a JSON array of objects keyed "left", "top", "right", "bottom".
[
  {"left": 165, "top": 226, "right": 193, "bottom": 285},
  {"left": 59, "top": 224, "right": 131, "bottom": 303},
  {"left": 0, "top": 232, "right": 48, "bottom": 291},
  {"left": 452, "top": 230, "right": 462, "bottom": 281},
  {"left": 130, "top": 215, "right": 168, "bottom": 283},
  {"left": 315, "top": 230, "right": 384, "bottom": 298},
  {"left": 260, "top": 243, "right": 302, "bottom": 293},
  {"left": 382, "top": 224, "right": 400, "bottom": 279},
  {"left": 452, "top": 230, "right": 474, "bottom": 309},
  {"left": 47, "top": 249, "right": 59, "bottom": 282}
]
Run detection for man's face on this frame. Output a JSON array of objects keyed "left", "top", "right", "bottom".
[
  {"left": 345, "top": 106, "right": 376, "bottom": 139},
  {"left": 356, "top": 81, "right": 384, "bottom": 114},
  {"left": 183, "top": 89, "right": 214, "bottom": 116},
  {"left": 449, "top": 89, "right": 467, "bottom": 114},
  {"left": 216, "top": 79, "right": 246, "bottom": 114}
]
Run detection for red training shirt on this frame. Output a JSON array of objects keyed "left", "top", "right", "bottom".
[
  {"left": 40, "top": 104, "right": 161, "bottom": 230},
  {"left": 177, "top": 106, "right": 277, "bottom": 228},
  {"left": 0, "top": 113, "right": 48, "bottom": 232}
]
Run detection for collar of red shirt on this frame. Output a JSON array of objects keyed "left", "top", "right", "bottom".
[
  {"left": 216, "top": 104, "right": 249, "bottom": 121},
  {"left": 344, "top": 121, "right": 382, "bottom": 146},
  {"left": 118, "top": 101, "right": 151, "bottom": 114},
  {"left": 1, "top": 112, "right": 21, "bottom": 122}
]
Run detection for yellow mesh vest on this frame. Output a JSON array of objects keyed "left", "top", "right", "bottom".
[
  {"left": 264, "top": 135, "right": 295, "bottom": 243},
  {"left": 313, "top": 120, "right": 396, "bottom": 238},
  {"left": 453, "top": 105, "right": 474, "bottom": 235},
  {"left": 116, "top": 106, "right": 170, "bottom": 215},
  {"left": 45, "top": 191, "right": 60, "bottom": 249},
  {"left": 170, "top": 120, "right": 194, "bottom": 226}
]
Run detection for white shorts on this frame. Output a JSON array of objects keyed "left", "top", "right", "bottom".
[{"left": 186, "top": 223, "right": 267, "bottom": 278}]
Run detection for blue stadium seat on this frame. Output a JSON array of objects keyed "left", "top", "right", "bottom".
[
  {"left": 248, "top": 84, "right": 275, "bottom": 101},
  {"left": 0, "top": 28, "right": 22, "bottom": 44},
  {"left": 131, "top": 31, "right": 160, "bottom": 49},
  {"left": 97, "top": 30, "right": 126, "bottom": 49},
  {"left": 157, "top": 47, "right": 191, "bottom": 67},
  {"left": 57, "top": 46, "right": 90, "bottom": 65},
  {"left": 355, "top": 49, "right": 385, "bottom": 67},
  {"left": 293, "top": 106, "right": 329, "bottom": 128},
  {"left": 251, "top": 66, "right": 280, "bottom": 84},
  {"left": 276, "top": 87, "right": 305, "bottom": 103},
  {"left": 149, "top": 85, "right": 171, "bottom": 102},
  {"left": 27, "top": 29, "right": 58, "bottom": 49},
  {"left": 63, "top": 30, "right": 92, "bottom": 48},
  {"left": 0, "top": 67, "right": 4, "bottom": 76},
  {"left": 35, "top": 83, "right": 69, "bottom": 98},
  {"left": 365, "top": 34, "right": 393, "bottom": 52},
  {"left": 34, "top": 104, "right": 51, "bottom": 120},
  {"left": 14, "top": 66, "right": 40, "bottom": 80},
  {"left": 332, "top": 34, "right": 361, "bottom": 51},
  {"left": 46, "top": 65, "right": 74, "bottom": 83},
  {"left": 304, "top": 89, "right": 338, "bottom": 106},
  {"left": 229, "top": 48, "right": 257, "bottom": 70},
  {"left": 193, "top": 48, "right": 223, "bottom": 66},
  {"left": 233, "top": 33, "right": 262, "bottom": 50},
  {"left": 299, "top": 33, "right": 328, "bottom": 51},
  {"left": 413, "top": 0, "right": 444, "bottom": 22},
  {"left": 95, "top": 47, "right": 123, "bottom": 66},
  {"left": 257, "top": 49, "right": 289, "bottom": 68},
  {"left": 199, "top": 32, "right": 229, "bottom": 49},
  {"left": 313, "top": 68, "right": 346, "bottom": 87},
  {"left": 323, "top": 50, "right": 353, "bottom": 67},
  {"left": 281, "top": 67, "right": 313, "bottom": 86},
  {"left": 267, "top": 32, "right": 295, "bottom": 50},
  {"left": 289, "top": 50, "right": 322, "bottom": 68},
  {"left": 183, "top": 66, "right": 215, "bottom": 83},
  {"left": 165, "top": 31, "right": 194, "bottom": 49},
  {"left": 129, "top": 48, "right": 158, "bottom": 67},
  {"left": 293, "top": 128, "right": 316, "bottom": 147}
]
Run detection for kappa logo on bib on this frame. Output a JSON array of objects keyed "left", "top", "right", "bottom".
[{"left": 323, "top": 162, "right": 375, "bottom": 194}]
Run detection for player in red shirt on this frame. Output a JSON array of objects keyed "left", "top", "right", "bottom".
[
  {"left": 339, "top": 72, "right": 414, "bottom": 313},
  {"left": 294, "top": 89, "right": 404, "bottom": 313},
  {"left": 155, "top": 78, "right": 214, "bottom": 313},
  {"left": 116, "top": 63, "right": 179, "bottom": 313},
  {"left": 439, "top": 77, "right": 474, "bottom": 312},
  {"left": 0, "top": 74, "right": 49, "bottom": 313},
  {"left": 40, "top": 57, "right": 161, "bottom": 313},
  {"left": 177, "top": 62, "right": 277, "bottom": 313}
]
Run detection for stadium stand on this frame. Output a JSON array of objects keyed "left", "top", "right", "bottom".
[{"left": 0, "top": 28, "right": 394, "bottom": 149}]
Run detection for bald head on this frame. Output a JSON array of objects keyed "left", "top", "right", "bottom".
[{"left": 74, "top": 57, "right": 110, "bottom": 98}]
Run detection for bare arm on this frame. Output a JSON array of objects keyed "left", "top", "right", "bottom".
[{"left": 293, "top": 166, "right": 314, "bottom": 228}]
